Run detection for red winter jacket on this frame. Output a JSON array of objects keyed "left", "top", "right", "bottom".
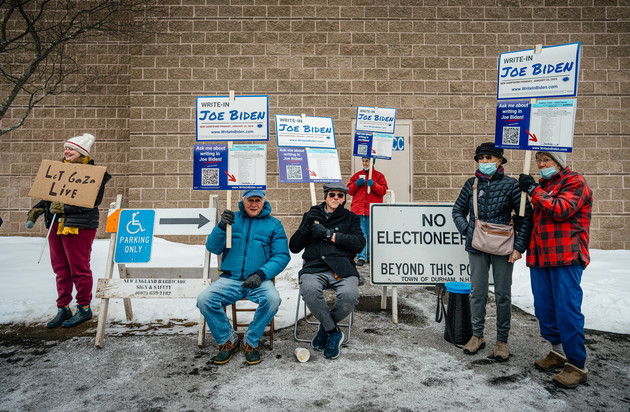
[
  {"left": 526, "top": 167, "right": 592, "bottom": 269},
  {"left": 347, "top": 168, "right": 388, "bottom": 216}
]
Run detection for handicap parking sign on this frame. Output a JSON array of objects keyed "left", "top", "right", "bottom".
[{"left": 115, "top": 210, "right": 155, "bottom": 263}]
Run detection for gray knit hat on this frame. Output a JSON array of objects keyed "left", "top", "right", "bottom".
[{"left": 536, "top": 151, "right": 567, "bottom": 169}]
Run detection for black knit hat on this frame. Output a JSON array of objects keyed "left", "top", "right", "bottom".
[{"left": 474, "top": 142, "right": 507, "bottom": 164}]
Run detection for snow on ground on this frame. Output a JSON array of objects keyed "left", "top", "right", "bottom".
[{"left": 1, "top": 236, "right": 629, "bottom": 334}]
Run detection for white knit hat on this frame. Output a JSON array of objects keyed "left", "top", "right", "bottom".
[
  {"left": 64, "top": 133, "right": 95, "bottom": 156},
  {"left": 536, "top": 151, "right": 567, "bottom": 169}
]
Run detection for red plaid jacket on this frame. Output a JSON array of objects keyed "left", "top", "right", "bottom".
[{"left": 527, "top": 167, "right": 592, "bottom": 268}]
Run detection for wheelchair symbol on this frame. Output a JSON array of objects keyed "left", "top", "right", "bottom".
[{"left": 126, "top": 212, "right": 146, "bottom": 234}]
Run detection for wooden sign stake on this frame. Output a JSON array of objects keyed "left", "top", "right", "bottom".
[
  {"left": 225, "top": 90, "right": 235, "bottom": 248},
  {"left": 519, "top": 44, "right": 542, "bottom": 217}
]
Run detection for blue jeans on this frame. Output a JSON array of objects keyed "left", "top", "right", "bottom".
[
  {"left": 358, "top": 215, "right": 369, "bottom": 261},
  {"left": 196, "top": 277, "right": 281, "bottom": 348},
  {"left": 530, "top": 265, "right": 586, "bottom": 368}
]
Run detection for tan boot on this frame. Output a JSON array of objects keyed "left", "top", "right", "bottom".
[
  {"left": 493, "top": 341, "right": 510, "bottom": 362},
  {"left": 535, "top": 350, "right": 568, "bottom": 372},
  {"left": 552, "top": 363, "right": 588, "bottom": 389},
  {"left": 463, "top": 336, "right": 485, "bottom": 355}
]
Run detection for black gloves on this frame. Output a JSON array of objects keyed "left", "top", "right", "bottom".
[
  {"left": 241, "top": 273, "right": 262, "bottom": 289},
  {"left": 305, "top": 205, "right": 325, "bottom": 226},
  {"left": 219, "top": 209, "right": 235, "bottom": 229},
  {"left": 50, "top": 201, "right": 65, "bottom": 215},
  {"left": 519, "top": 174, "right": 538, "bottom": 195},
  {"left": 311, "top": 223, "right": 333, "bottom": 241},
  {"left": 355, "top": 177, "right": 365, "bottom": 187},
  {"left": 26, "top": 207, "right": 44, "bottom": 229}
]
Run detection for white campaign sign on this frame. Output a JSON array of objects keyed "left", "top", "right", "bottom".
[
  {"left": 497, "top": 42, "right": 581, "bottom": 100},
  {"left": 275, "top": 114, "right": 336, "bottom": 148},
  {"left": 356, "top": 106, "right": 397, "bottom": 134},
  {"left": 196, "top": 95, "right": 269, "bottom": 141},
  {"left": 227, "top": 144, "right": 267, "bottom": 187},
  {"left": 370, "top": 204, "right": 470, "bottom": 285}
]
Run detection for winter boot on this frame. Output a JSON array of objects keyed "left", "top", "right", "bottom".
[
  {"left": 242, "top": 341, "right": 261, "bottom": 365},
  {"left": 535, "top": 350, "right": 568, "bottom": 372},
  {"left": 213, "top": 335, "right": 241, "bottom": 365},
  {"left": 312, "top": 324, "right": 328, "bottom": 351},
  {"left": 463, "top": 336, "right": 485, "bottom": 355},
  {"left": 62, "top": 305, "right": 92, "bottom": 328},
  {"left": 552, "top": 363, "right": 588, "bottom": 389},
  {"left": 324, "top": 329, "right": 344, "bottom": 359},
  {"left": 46, "top": 306, "right": 72, "bottom": 328},
  {"left": 493, "top": 341, "right": 510, "bottom": 362}
]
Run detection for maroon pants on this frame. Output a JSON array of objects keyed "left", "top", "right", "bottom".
[{"left": 48, "top": 221, "right": 97, "bottom": 308}]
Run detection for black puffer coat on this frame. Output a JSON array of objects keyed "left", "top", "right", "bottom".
[
  {"left": 452, "top": 172, "right": 532, "bottom": 254},
  {"left": 289, "top": 202, "right": 365, "bottom": 278},
  {"left": 34, "top": 159, "right": 112, "bottom": 230}
]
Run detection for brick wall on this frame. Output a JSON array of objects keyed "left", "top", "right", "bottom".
[{"left": 2, "top": 0, "right": 629, "bottom": 249}]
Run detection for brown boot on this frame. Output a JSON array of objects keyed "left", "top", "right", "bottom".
[
  {"left": 552, "top": 363, "right": 588, "bottom": 388},
  {"left": 463, "top": 336, "right": 485, "bottom": 355},
  {"left": 493, "top": 341, "right": 510, "bottom": 362},
  {"left": 535, "top": 350, "right": 568, "bottom": 372}
]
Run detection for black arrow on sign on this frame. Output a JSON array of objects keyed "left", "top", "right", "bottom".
[{"left": 159, "top": 214, "right": 210, "bottom": 229}]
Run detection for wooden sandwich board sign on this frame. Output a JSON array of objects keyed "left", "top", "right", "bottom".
[
  {"left": 94, "top": 195, "right": 219, "bottom": 348},
  {"left": 28, "top": 160, "right": 107, "bottom": 208}
]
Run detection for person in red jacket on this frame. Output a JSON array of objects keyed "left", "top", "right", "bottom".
[
  {"left": 519, "top": 151, "right": 592, "bottom": 389},
  {"left": 347, "top": 157, "right": 388, "bottom": 266}
]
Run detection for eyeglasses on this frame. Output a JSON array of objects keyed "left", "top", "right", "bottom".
[
  {"left": 478, "top": 155, "right": 496, "bottom": 160},
  {"left": 327, "top": 192, "right": 345, "bottom": 199},
  {"left": 536, "top": 158, "right": 554, "bottom": 165}
]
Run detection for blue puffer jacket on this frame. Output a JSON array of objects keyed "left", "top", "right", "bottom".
[{"left": 206, "top": 200, "right": 290, "bottom": 281}]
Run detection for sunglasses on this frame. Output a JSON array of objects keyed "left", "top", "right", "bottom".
[
  {"left": 327, "top": 192, "right": 346, "bottom": 199},
  {"left": 478, "top": 155, "right": 497, "bottom": 160}
]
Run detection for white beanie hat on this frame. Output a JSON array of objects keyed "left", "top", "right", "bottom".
[
  {"left": 536, "top": 151, "right": 567, "bottom": 169},
  {"left": 64, "top": 133, "right": 95, "bottom": 156}
]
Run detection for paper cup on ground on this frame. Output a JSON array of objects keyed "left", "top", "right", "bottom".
[{"left": 294, "top": 347, "right": 310, "bottom": 363}]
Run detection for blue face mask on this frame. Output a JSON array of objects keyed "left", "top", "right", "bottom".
[
  {"left": 539, "top": 166, "right": 558, "bottom": 179},
  {"left": 479, "top": 162, "right": 497, "bottom": 176}
]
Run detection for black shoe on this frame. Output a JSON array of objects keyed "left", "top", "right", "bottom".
[
  {"left": 356, "top": 259, "right": 365, "bottom": 267},
  {"left": 46, "top": 306, "right": 73, "bottom": 328},
  {"left": 62, "top": 305, "right": 92, "bottom": 328}
]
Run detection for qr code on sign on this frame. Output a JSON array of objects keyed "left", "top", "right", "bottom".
[
  {"left": 357, "top": 145, "right": 368, "bottom": 156},
  {"left": 502, "top": 127, "right": 520, "bottom": 145},
  {"left": 201, "top": 168, "right": 219, "bottom": 186},
  {"left": 286, "top": 165, "right": 302, "bottom": 180}
]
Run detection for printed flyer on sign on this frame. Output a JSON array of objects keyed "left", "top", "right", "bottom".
[
  {"left": 277, "top": 147, "right": 342, "bottom": 183},
  {"left": 353, "top": 131, "right": 394, "bottom": 160},
  {"left": 196, "top": 95, "right": 269, "bottom": 141},
  {"left": 275, "top": 114, "right": 336, "bottom": 148},
  {"left": 497, "top": 42, "right": 581, "bottom": 100},
  {"left": 355, "top": 106, "right": 397, "bottom": 134},
  {"left": 193, "top": 144, "right": 228, "bottom": 190},
  {"left": 227, "top": 145, "right": 267, "bottom": 189},
  {"left": 527, "top": 99, "right": 577, "bottom": 152}
]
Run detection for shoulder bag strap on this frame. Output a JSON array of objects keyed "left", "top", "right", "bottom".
[{"left": 473, "top": 177, "right": 479, "bottom": 220}]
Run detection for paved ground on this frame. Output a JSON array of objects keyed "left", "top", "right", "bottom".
[{"left": 1, "top": 265, "right": 629, "bottom": 411}]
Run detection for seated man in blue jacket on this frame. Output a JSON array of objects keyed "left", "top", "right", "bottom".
[
  {"left": 197, "top": 190, "right": 290, "bottom": 365},
  {"left": 289, "top": 182, "right": 365, "bottom": 360}
]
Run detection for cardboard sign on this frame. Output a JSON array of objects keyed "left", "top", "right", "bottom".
[{"left": 28, "top": 160, "right": 107, "bottom": 208}]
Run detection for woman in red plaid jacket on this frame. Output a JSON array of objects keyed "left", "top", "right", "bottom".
[{"left": 519, "top": 151, "right": 593, "bottom": 389}]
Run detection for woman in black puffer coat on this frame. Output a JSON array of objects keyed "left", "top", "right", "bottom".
[
  {"left": 26, "top": 133, "right": 111, "bottom": 329},
  {"left": 452, "top": 142, "right": 532, "bottom": 361}
]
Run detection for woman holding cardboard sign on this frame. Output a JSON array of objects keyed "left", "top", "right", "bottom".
[
  {"left": 452, "top": 142, "right": 532, "bottom": 361},
  {"left": 26, "top": 133, "right": 111, "bottom": 328}
]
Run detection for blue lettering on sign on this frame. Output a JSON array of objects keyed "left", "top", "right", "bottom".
[
  {"left": 393, "top": 136, "right": 404, "bottom": 151},
  {"left": 229, "top": 110, "right": 266, "bottom": 121}
]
